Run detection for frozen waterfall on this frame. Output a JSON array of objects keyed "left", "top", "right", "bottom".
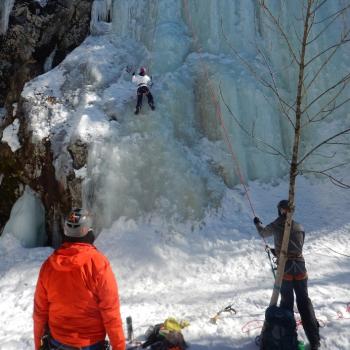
[
  {"left": 2, "top": 187, "right": 46, "bottom": 248},
  {"left": 19, "top": 0, "right": 349, "bottom": 231}
]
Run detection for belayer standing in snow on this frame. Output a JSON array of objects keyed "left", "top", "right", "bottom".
[
  {"left": 33, "top": 208, "right": 125, "bottom": 350},
  {"left": 253, "top": 200, "right": 320, "bottom": 350},
  {"left": 131, "top": 66, "right": 155, "bottom": 115}
]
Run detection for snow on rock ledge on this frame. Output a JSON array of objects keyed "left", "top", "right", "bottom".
[{"left": 1, "top": 118, "right": 20, "bottom": 152}]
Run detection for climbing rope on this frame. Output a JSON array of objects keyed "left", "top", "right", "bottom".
[
  {"left": 182, "top": 0, "right": 256, "bottom": 217},
  {"left": 321, "top": 244, "right": 350, "bottom": 258},
  {"left": 241, "top": 302, "right": 349, "bottom": 336},
  {"left": 147, "top": 1, "right": 159, "bottom": 76},
  {"left": 182, "top": 0, "right": 278, "bottom": 275}
]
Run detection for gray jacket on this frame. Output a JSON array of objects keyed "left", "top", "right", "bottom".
[{"left": 255, "top": 216, "right": 305, "bottom": 262}]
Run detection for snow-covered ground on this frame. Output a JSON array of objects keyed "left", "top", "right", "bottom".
[
  {"left": 1, "top": 1, "right": 349, "bottom": 349},
  {"left": 0, "top": 175, "right": 349, "bottom": 350}
]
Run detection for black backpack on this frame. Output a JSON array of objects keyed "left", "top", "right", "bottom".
[
  {"left": 259, "top": 305, "right": 298, "bottom": 350},
  {"left": 141, "top": 324, "right": 187, "bottom": 350}
]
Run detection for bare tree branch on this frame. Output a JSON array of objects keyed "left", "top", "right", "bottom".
[
  {"left": 327, "top": 141, "right": 350, "bottom": 146},
  {"left": 306, "top": 93, "right": 350, "bottom": 125},
  {"left": 293, "top": 21, "right": 304, "bottom": 45},
  {"left": 298, "top": 128, "right": 350, "bottom": 165},
  {"left": 313, "top": 3, "right": 350, "bottom": 24},
  {"left": 305, "top": 40, "right": 348, "bottom": 92},
  {"left": 219, "top": 85, "right": 290, "bottom": 162},
  {"left": 305, "top": 28, "right": 350, "bottom": 66},
  {"left": 301, "top": 168, "right": 350, "bottom": 189},
  {"left": 310, "top": 150, "right": 337, "bottom": 159},
  {"left": 255, "top": 46, "right": 295, "bottom": 126},
  {"left": 311, "top": 0, "right": 327, "bottom": 15},
  {"left": 220, "top": 17, "right": 296, "bottom": 115},
  {"left": 302, "top": 72, "right": 350, "bottom": 113},
  {"left": 258, "top": 0, "right": 300, "bottom": 64},
  {"left": 307, "top": 5, "right": 350, "bottom": 44}
]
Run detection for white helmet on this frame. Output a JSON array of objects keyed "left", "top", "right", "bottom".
[{"left": 64, "top": 208, "right": 93, "bottom": 237}]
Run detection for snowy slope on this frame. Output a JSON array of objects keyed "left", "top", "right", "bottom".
[
  {"left": 1, "top": 0, "right": 349, "bottom": 349},
  {"left": 1, "top": 176, "right": 349, "bottom": 350}
]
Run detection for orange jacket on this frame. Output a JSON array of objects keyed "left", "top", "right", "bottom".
[{"left": 33, "top": 243, "right": 125, "bottom": 350}]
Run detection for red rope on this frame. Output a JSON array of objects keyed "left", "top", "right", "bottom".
[
  {"left": 241, "top": 319, "right": 264, "bottom": 333},
  {"left": 335, "top": 311, "right": 350, "bottom": 320},
  {"left": 182, "top": 0, "right": 256, "bottom": 218}
]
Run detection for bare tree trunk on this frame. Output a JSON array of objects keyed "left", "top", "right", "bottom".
[{"left": 269, "top": 0, "right": 313, "bottom": 307}]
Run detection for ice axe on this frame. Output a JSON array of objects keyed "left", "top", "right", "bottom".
[
  {"left": 210, "top": 303, "right": 237, "bottom": 324},
  {"left": 125, "top": 65, "right": 134, "bottom": 74}
]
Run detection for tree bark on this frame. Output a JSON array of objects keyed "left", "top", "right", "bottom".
[{"left": 269, "top": 0, "right": 313, "bottom": 307}]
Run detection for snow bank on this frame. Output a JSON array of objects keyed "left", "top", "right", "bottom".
[{"left": 0, "top": 177, "right": 350, "bottom": 349}]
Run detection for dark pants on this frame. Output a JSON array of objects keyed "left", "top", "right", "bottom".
[
  {"left": 136, "top": 86, "right": 154, "bottom": 109},
  {"left": 280, "top": 261, "right": 320, "bottom": 348}
]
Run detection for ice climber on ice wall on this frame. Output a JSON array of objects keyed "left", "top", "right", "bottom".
[
  {"left": 33, "top": 208, "right": 125, "bottom": 350},
  {"left": 131, "top": 67, "right": 155, "bottom": 115},
  {"left": 254, "top": 200, "right": 320, "bottom": 350}
]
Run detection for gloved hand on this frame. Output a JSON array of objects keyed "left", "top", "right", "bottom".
[
  {"left": 253, "top": 217, "right": 261, "bottom": 225},
  {"left": 125, "top": 65, "right": 133, "bottom": 73}
]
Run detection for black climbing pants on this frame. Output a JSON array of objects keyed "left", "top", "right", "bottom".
[
  {"left": 280, "top": 264, "right": 320, "bottom": 348},
  {"left": 136, "top": 86, "right": 154, "bottom": 109}
]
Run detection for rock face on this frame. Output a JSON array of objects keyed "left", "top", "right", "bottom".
[
  {"left": 0, "top": 0, "right": 93, "bottom": 109},
  {"left": 0, "top": 0, "right": 93, "bottom": 242}
]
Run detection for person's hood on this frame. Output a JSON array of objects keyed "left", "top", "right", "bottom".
[{"left": 48, "top": 243, "right": 96, "bottom": 272}]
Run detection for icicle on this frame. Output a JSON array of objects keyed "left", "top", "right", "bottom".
[
  {"left": 44, "top": 46, "right": 57, "bottom": 72},
  {"left": 34, "top": 0, "right": 48, "bottom": 7},
  {"left": 90, "top": 0, "right": 113, "bottom": 35},
  {"left": 3, "top": 186, "right": 46, "bottom": 248},
  {"left": 0, "top": 107, "right": 6, "bottom": 121},
  {"left": 0, "top": 0, "right": 15, "bottom": 35}
]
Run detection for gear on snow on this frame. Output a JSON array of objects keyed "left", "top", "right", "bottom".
[
  {"left": 257, "top": 305, "right": 299, "bottom": 350},
  {"left": 126, "top": 317, "right": 189, "bottom": 350},
  {"left": 210, "top": 303, "right": 237, "bottom": 324}
]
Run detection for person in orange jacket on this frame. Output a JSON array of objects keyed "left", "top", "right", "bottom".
[{"left": 33, "top": 208, "right": 125, "bottom": 350}]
